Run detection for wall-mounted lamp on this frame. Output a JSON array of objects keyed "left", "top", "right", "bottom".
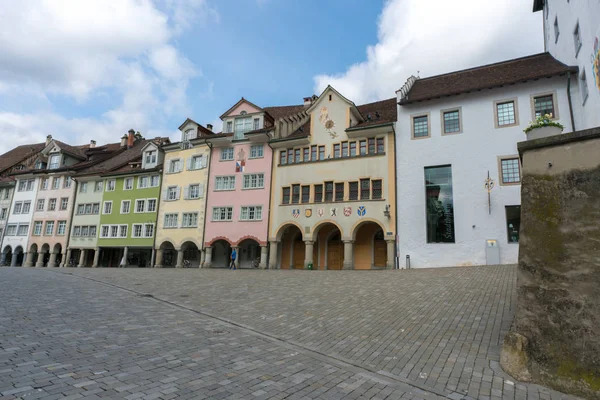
[{"left": 383, "top": 204, "right": 391, "bottom": 219}]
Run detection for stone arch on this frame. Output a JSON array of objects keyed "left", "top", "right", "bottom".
[
  {"left": 159, "top": 240, "right": 176, "bottom": 250},
  {"left": 352, "top": 219, "right": 389, "bottom": 270},
  {"left": 275, "top": 221, "right": 304, "bottom": 242},
  {"left": 29, "top": 243, "right": 39, "bottom": 254},
  {"left": 158, "top": 241, "right": 176, "bottom": 267},
  {"left": 211, "top": 239, "right": 232, "bottom": 268},
  {"left": 311, "top": 219, "right": 345, "bottom": 241},
  {"left": 235, "top": 235, "right": 265, "bottom": 247},
  {"left": 13, "top": 246, "right": 25, "bottom": 267},
  {"left": 1, "top": 245, "right": 12, "bottom": 266},
  {"left": 181, "top": 240, "right": 201, "bottom": 268},
  {"left": 237, "top": 237, "right": 261, "bottom": 268},
  {"left": 350, "top": 218, "right": 387, "bottom": 241},
  {"left": 179, "top": 237, "right": 202, "bottom": 251},
  {"left": 206, "top": 236, "right": 233, "bottom": 247}
]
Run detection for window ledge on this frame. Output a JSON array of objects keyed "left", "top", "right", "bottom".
[
  {"left": 278, "top": 152, "right": 386, "bottom": 167},
  {"left": 281, "top": 198, "right": 386, "bottom": 206},
  {"left": 238, "top": 219, "right": 263, "bottom": 222},
  {"left": 241, "top": 187, "right": 265, "bottom": 191},
  {"left": 211, "top": 220, "right": 233, "bottom": 222}
]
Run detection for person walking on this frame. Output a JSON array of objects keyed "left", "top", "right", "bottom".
[{"left": 229, "top": 248, "right": 237, "bottom": 270}]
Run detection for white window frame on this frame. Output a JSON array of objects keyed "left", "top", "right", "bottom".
[
  {"left": 215, "top": 176, "right": 235, "bottom": 191},
  {"left": 57, "top": 221, "right": 66, "bottom": 236},
  {"left": 132, "top": 224, "right": 143, "bottom": 238},
  {"left": 44, "top": 221, "right": 54, "bottom": 236},
  {"left": 181, "top": 212, "right": 198, "bottom": 228},
  {"left": 106, "top": 179, "right": 116, "bottom": 192},
  {"left": 52, "top": 177, "right": 60, "bottom": 189},
  {"left": 188, "top": 155, "right": 204, "bottom": 170},
  {"left": 41, "top": 178, "right": 49, "bottom": 190},
  {"left": 0, "top": 208, "right": 7, "bottom": 220},
  {"left": 124, "top": 177, "right": 134, "bottom": 190},
  {"left": 18, "top": 180, "right": 26, "bottom": 192},
  {"left": 135, "top": 199, "right": 146, "bottom": 213},
  {"left": 64, "top": 176, "right": 72, "bottom": 188},
  {"left": 239, "top": 205, "right": 263, "bottom": 221},
  {"left": 13, "top": 201, "right": 23, "bottom": 214},
  {"left": 242, "top": 173, "right": 264, "bottom": 190},
  {"left": 166, "top": 186, "right": 179, "bottom": 201},
  {"left": 60, "top": 197, "right": 68, "bottom": 210},
  {"left": 48, "top": 198, "right": 57, "bottom": 211},
  {"left": 94, "top": 180, "right": 103, "bottom": 192},
  {"left": 249, "top": 144, "right": 264, "bottom": 159},
  {"left": 121, "top": 200, "right": 131, "bottom": 214},
  {"left": 48, "top": 154, "right": 60, "bottom": 169},
  {"left": 212, "top": 206, "right": 233, "bottom": 221},
  {"left": 145, "top": 150, "right": 157, "bottom": 164},
  {"left": 103, "top": 201, "right": 113, "bottom": 215},
  {"left": 186, "top": 184, "right": 201, "bottom": 200},
  {"left": 146, "top": 198, "right": 157, "bottom": 213},
  {"left": 6, "top": 225, "right": 17, "bottom": 236},
  {"left": 143, "top": 223, "right": 155, "bottom": 238},
  {"left": 100, "top": 225, "right": 110, "bottom": 238},
  {"left": 138, "top": 176, "right": 149, "bottom": 189},
  {"left": 21, "top": 201, "right": 31, "bottom": 214},
  {"left": 33, "top": 221, "right": 43, "bottom": 236},
  {"left": 79, "top": 182, "right": 88, "bottom": 193},
  {"left": 220, "top": 148, "right": 234, "bottom": 161},
  {"left": 17, "top": 224, "right": 29, "bottom": 236},
  {"left": 26, "top": 179, "right": 35, "bottom": 191},
  {"left": 150, "top": 175, "right": 160, "bottom": 187},
  {"left": 163, "top": 213, "right": 178, "bottom": 228},
  {"left": 168, "top": 158, "right": 182, "bottom": 174}
]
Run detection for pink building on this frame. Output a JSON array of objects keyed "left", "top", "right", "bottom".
[{"left": 203, "top": 98, "right": 307, "bottom": 268}]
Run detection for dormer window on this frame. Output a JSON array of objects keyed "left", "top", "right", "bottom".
[
  {"left": 226, "top": 121, "right": 233, "bottom": 133},
  {"left": 145, "top": 150, "right": 156, "bottom": 164},
  {"left": 184, "top": 129, "right": 195, "bottom": 141},
  {"left": 234, "top": 117, "right": 252, "bottom": 140},
  {"left": 48, "top": 154, "right": 60, "bottom": 169},
  {"left": 35, "top": 161, "right": 47, "bottom": 169}
]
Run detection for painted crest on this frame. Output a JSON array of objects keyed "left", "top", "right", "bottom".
[
  {"left": 305, "top": 209, "right": 312, "bottom": 218},
  {"left": 343, "top": 207, "right": 352, "bottom": 217},
  {"left": 292, "top": 209, "right": 300, "bottom": 218},
  {"left": 317, "top": 208, "right": 324, "bottom": 217},
  {"left": 330, "top": 208, "right": 337, "bottom": 217},
  {"left": 235, "top": 148, "right": 246, "bottom": 172},
  {"left": 357, "top": 206, "right": 366, "bottom": 217}
]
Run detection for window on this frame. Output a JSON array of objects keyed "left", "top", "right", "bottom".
[
  {"left": 138, "top": 176, "right": 149, "bottom": 188},
  {"left": 89, "top": 226, "right": 97, "bottom": 237},
  {"left": 319, "top": 146, "right": 325, "bottom": 160},
  {"left": 234, "top": 117, "right": 252, "bottom": 139},
  {"left": 372, "top": 180, "right": 382, "bottom": 199},
  {"left": 349, "top": 182, "right": 359, "bottom": 201},
  {"left": 145, "top": 150, "right": 157, "bottom": 164},
  {"left": 554, "top": 16, "right": 559, "bottom": 43},
  {"left": 94, "top": 180, "right": 103, "bottom": 192},
  {"left": 212, "top": 207, "right": 233, "bottom": 221},
  {"left": 64, "top": 176, "right": 72, "bottom": 188},
  {"left": 35, "top": 161, "right": 46, "bottom": 169},
  {"left": 52, "top": 177, "right": 60, "bottom": 189},
  {"left": 164, "top": 213, "right": 178, "bottom": 228},
  {"left": 119, "top": 225, "right": 128, "bottom": 238},
  {"left": 359, "top": 140, "right": 367, "bottom": 155},
  {"left": 580, "top": 69, "right": 589, "bottom": 104},
  {"left": 147, "top": 199, "right": 156, "bottom": 212},
  {"left": 425, "top": 165, "right": 455, "bottom": 243},
  {"left": 187, "top": 184, "right": 201, "bottom": 199},
  {"left": 253, "top": 118, "right": 260, "bottom": 130},
  {"left": 282, "top": 187, "right": 290, "bottom": 204},
  {"left": 81, "top": 226, "right": 89, "bottom": 237},
  {"left": 215, "top": 176, "right": 235, "bottom": 191},
  {"left": 123, "top": 177, "right": 133, "bottom": 190},
  {"left": 45, "top": 221, "right": 54, "bottom": 236},
  {"left": 376, "top": 138, "right": 385, "bottom": 153},
  {"left": 17, "top": 224, "right": 29, "bottom": 236},
  {"left": 21, "top": 201, "right": 30, "bottom": 213},
  {"left": 291, "top": 184, "right": 300, "bottom": 204},
  {"left": 41, "top": 178, "right": 49, "bottom": 190},
  {"left": 311, "top": 145, "right": 317, "bottom": 161},
  {"left": 368, "top": 138, "right": 376, "bottom": 154},
  {"left": 223, "top": 121, "right": 232, "bottom": 133},
  {"left": 73, "top": 226, "right": 81, "bottom": 237},
  {"left": 111, "top": 225, "right": 119, "bottom": 238},
  {"left": 442, "top": 109, "right": 461, "bottom": 134},
  {"left": 26, "top": 179, "right": 34, "bottom": 191},
  {"left": 243, "top": 173, "right": 264, "bottom": 189},
  {"left": 335, "top": 183, "right": 344, "bottom": 202},
  {"left": 144, "top": 224, "right": 154, "bottom": 238},
  {"left": 341, "top": 142, "right": 348, "bottom": 157},
  {"left": 103, "top": 201, "right": 112, "bottom": 214},
  {"left": 333, "top": 144, "right": 341, "bottom": 158},
  {"left": 303, "top": 147, "right": 309, "bottom": 162},
  {"left": 150, "top": 175, "right": 160, "bottom": 187},
  {"left": 106, "top": 179, "right": 116, "bottom": 191},
  {"left": 294, "top": 149, "right": 301, "bottom": 163},
  {"left": 121, "top": 200, "right": 131, "bottom": 214},
  {"left": 240, "top": 206, "right": 262, "bottom": 221},
  {"left": 314, "top": 184, "right": 323, "bottom": 203},
  {"left": 49, "top": 154, "right": 60, "bottom": 169},
  {"left": 500, "top": 157, "right": 521, "bottom": 185},
  {"left": 573, "top": 22, "right": 582, "bottom": 56},
  {"left": 0, "top": 208, "right": 6, "bottom": 219},
  {"left": 495, "top": 100, "right": 517, "bottom": 127},
  {"left": 33, "top": 221, "right": 43, "bottom": 236},
  {"left": 506, "top": 206, "right": 521, "bottom": 243},
  {"left": 533, "top": 94, "right": 555, "bottom": 118},
  {"left": 18, "top": 180, "right": 26, "bottom": 192},
  {"left": 101, "top": 225, "right": 109, "bottom": 238},
  {"left": 360, "top": 179, "right": 370, "bottom": 200},
  {"left": 57, "top": 221, "right": 66, "bottom": 236},
  {"left": 350, "top": 142, "right": 357, "bottom": 157},
  {"left": 13, "top": 202, "right": 23, "bottom": 214},
  {"left": 221, "top": 148, "right": 234, "bottom": 161},
  {"left": 167, "top": 186, "right": 178, "bottom": 201},
  {"left": 48, "top": 198, "right": 56, "bottom": 211},
  {"left": 280, "top": 151, "right": 287, "bottom": 165},
  {"left": 6, "top": 225, "right": 17, "bottom": 236},
  {"left": 60, "top": 198, "right": 68, "bottom": 210},
  {"left": 182, "top": 212, "right": 198, "bottom": 227},
  {"left": 135, "top": 199, "right": 145, "bottom": 213},
  {"left": 412, "top": 115, "right": 429, "bottom": 138},
  {"left": 80, "top": 182, "right": 88, "bottom": 193},
  {"left": 77, "top": 204, "right": 85, "bottom": 215},
  {"left": 325, "top": 181, "right": 334, "bottom": 202},
  {"left": 189, "top": 155, "right": 204, "bottom": 170},
  {"left": 132, "top": 224, "right": 143, "bottom": 238},
  {"left": 169, "top": 159, "right": 182, "bottom": 173},
  {"left": 301, "top": 186, "right": 310, "bottom": 203}
]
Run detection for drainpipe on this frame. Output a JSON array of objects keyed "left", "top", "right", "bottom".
[
  {"left": 65, "top": 176, "right": 79, "bottom": 266},
  {"left": 264, "top": 132, "right": 275, "bottom": 266},
  {"left": 151, "top": 165, "right": 164, "bottom": 268},
  {"left": 566, "top": 72, "right": 576, "bottom": 132},
  {"left": 200, "top": 138, "right": 212, "bottom": 266},
  {"left": 391, "top": 123, "right": 399, "bottom": 269}
]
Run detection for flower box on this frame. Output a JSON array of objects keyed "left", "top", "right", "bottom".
[{"left": 525, "top": 125, "right": 563, "bottom": 140}]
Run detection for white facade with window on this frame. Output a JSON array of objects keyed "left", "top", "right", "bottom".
[
  {"left": 1, "top": 177, "right": 38, "bottom": 257},
  {"left": 536, "top": 0, "right": 600, "bottom": 130},
  {"left": 396, "top": 70, "right": 574, "bottom": 268}
]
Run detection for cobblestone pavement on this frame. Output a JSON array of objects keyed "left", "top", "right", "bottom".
[{"left": 0, "top": 267, "right": 579, "bottom": 400}]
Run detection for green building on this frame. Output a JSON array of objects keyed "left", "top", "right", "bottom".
[{"left": 97, "top": 139, "right": 165, "bottom": 267}]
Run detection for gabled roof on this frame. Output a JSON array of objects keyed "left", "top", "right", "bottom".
[
  {"left": 53, "top": 140, "right": 88, "bottom": 160},
  {"left": 178, "top": 117, "right": 201, "bottom": 131},
  {"left": 399, "top": 53, "right": 578, "bottom": 105},
  {"left": 305, "top": 86, "right": 363, "bottom": 121},
  {"left": 349, "top": 98, "right": 397, "bottom": 130},
  {"left": 263, "top": 105, "right": 306, "bottom": 121},
  {"left": 219, "top": 97, "right": 263, "bottom": 119},
  {"left": 0, "top": 142, "right": 46, "bottom": 175}
]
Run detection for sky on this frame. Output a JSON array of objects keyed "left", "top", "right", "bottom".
[{"left": 0, "top": 0, "right": 544, "bottom": 155}]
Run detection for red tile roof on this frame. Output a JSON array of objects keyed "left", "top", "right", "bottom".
[
  {"left": 399, "top": 53, "right": 578, "bottom": 105},
  {"left": 263, "top": 105, "right": 306, "bottom": 121},
  {"left": 351, "top": 98, "right": 397, "bottom": 129},
  {"left": 0, "top": 143, "right": 46, "bottom": 175}
]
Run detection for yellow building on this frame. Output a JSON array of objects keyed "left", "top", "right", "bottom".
[
  {"left": 154, "top": 119, "right": 213, "bottom": 267},
  {"left": 267, "top": 86, "right": 397, "bottom": 270}
]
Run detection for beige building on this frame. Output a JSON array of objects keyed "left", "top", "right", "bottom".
[
  {"left": 154, "top": 119, "right": 213, "bottom": 268},
  {"left": 268, "top": 86, "right": 397, "bottom": 270}
]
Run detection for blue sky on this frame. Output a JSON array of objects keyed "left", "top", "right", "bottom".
[{"left": 0, "top": 0, "right": 543, "bottom": 153}]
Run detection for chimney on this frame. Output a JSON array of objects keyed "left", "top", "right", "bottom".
[
  {"left": 46, "top": 135, "right": 52, "bottom": 145},
  {"left": 303, "top": 97, "right": 313, "bottom": 108},
  {"left": 121, "top": 135, "right": 127, "bottom": 148},
  {"left": 90, "top": 140, "right": 96, "bottom": 148},
  {"left": 206, "top": 124, "right": 213, "bottom": 131},
  {"left": 127, "top": 129, "right": 135, "bottom": 148}
]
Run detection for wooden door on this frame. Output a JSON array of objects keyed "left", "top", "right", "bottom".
[
  {"left": 374, "top": 239, "right": 387, "bottom": 267},
  {"left": 293, "top": 239, "right": 305, "bottom": 269},
  {"left": 327, "top": 240, "right": 343, "bottom": 270}
]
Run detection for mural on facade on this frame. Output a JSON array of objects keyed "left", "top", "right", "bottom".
[
  {"left": 592, "top": 35, "right": 600, "bottom": 92},
  {"left": 319, "top": 107, "right": 338, "bottom": 138}
]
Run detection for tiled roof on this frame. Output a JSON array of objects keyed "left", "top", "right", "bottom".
[
  {"left": 399, "top": 53, "right": 578, "bottom": 105},
  {"left": 274, "top": 121, "right": 311, "bottom": 142},
  {"left": 0, "top": 143, "right": 46, "bottom": 174},
  {"left": 263, "top": 105, "right": 306, "bottom": 121},
  {"left": 351, "top": 98, "right": 397, "bottom": 129},
  {"left": 54, "top": 140, "right": 88, "bottom": 159}
]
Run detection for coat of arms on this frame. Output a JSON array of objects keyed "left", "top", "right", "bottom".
[
  {"left": 330, "top": 208, "right": 337, "bottom": 217},
  {"left": 343, "top": 207, "right": 352, "bottom": 217},
  {"left": 305, "top": 209, "right": 312, "bottom": 218},
  {"left": 292, "top": 209, "right": 300, "bottom": 218},
  {"left": 317, "top": 208, "right": 324, "bottom": 217},
  {"left": 357, "top": 206, "right": 366, "bottom": 217}
]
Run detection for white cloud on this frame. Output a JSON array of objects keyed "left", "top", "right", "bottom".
[
  {"left": 314, "top": 0, "right": 544, "bottom": 104},
  {"left": 0, "top": 0, "right": 215, "bottom": 154}
]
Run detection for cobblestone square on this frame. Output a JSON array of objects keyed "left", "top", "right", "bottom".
[{"left": 0, "top": 267, "right": 579, "bottom": 399}]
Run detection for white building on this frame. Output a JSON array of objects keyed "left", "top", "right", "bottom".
[
  {"left": 395, "top": 53, "right": 577, "bottom": 268},
  {"left": 534, "top": 0, "right": 600, "bottom": 130}
]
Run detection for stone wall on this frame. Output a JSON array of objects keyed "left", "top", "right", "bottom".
[{"left": 501, "top": 127, "right": 600, "bottom": 399}]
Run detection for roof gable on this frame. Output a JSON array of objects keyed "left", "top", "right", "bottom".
[{"left": 220, "top": 98, "right": 263, "bottom": 119}]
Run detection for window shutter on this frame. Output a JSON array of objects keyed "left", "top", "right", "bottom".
[
  {"left": 162, "top": 188, "right": 168, "bottom": 201},
  {"left": 202, "top": 155, "right": 208, "bottom": 168},
  {"left": 179, "top": 160, "right": 184, "bottom": 172},
  {"left": 183, "top": 186, "right": 189, "bottom": 200},
  {"left": 175, "top": 186, "right": 181, "bottom": 200},
  {"left": 199, "top": 183, "right": 204, "bottom": 198},
  {"left": 186, "top": 157, "right": 192, "bottom": 171}
]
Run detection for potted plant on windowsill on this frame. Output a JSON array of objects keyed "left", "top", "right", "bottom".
[{"left": 523, "top": 113, "right": 564, "bottom": 140}]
